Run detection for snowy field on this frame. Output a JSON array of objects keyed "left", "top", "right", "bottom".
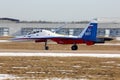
[
  {"left": 0, "top": 52, "right": 120, "bottom": 58},
  {"left": 0, "top": 52, "right": 120, "bottom": 79}
]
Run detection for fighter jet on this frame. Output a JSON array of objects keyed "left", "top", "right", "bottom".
[{"left": 12, "top": 19, "right": 112, "bottom": 50}]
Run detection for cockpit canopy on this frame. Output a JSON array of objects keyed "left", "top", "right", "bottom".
[{"left": 27, "top": 30, "right": 42, "bottom": 35}]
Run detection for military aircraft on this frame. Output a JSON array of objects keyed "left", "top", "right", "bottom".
[{"left": 12, "top": 19, "right": 112, "bottom": 50}]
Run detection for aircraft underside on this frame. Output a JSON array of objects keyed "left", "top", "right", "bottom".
[{"left": 35, "top": 38, "right": 95, "bottom": 50}]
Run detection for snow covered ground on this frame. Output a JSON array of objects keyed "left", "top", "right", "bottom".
[
  {"left": 95, "top": 43, "right": 120, "bottom": 46},
  {"left": 0, "top": 52, "right": 120, "bottom": 79},
  {"left": 0, "top": 40, "right": 11, "bottom": 42},
  {"left": 0, "top": 52, "right": 120, "bottom": 58},
  {"left": 0, "top": 74, "right": 20, "bottom": 79}
]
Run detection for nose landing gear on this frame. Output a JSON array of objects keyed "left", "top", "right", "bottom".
[{"left": 45, "top": 40, "right": 49, "bottom": 50}]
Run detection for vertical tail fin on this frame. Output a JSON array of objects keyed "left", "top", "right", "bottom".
[{"left": 79, "top": 19, "right": 98, "bottom": 41}]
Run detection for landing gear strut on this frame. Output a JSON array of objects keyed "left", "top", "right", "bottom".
[
  {"left": 45, "top": 40, "right": 49, "bottom": 50},
  {"left": 71, "top": 44, "right": 78, "bottom": 50}
]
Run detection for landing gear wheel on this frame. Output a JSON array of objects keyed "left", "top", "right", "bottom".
[
  {"left": 71, "top": 45, "right": 78, "bottom": 50},
  {"left": 44, "top": 40, "right": 49, "bottom": 50},
  {"left": 45, "top": 46, "right": 49, "bottom": 50}
]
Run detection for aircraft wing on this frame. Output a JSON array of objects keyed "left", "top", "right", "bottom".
[
  {"left": 97, "top": 37, "right": 113, "bottom": 41},
  {"left": 11, "top": 35, "right": 80, "bottom": 43},
  {"left": 12, "top": 36, "right": 79, "bottom": 40}
]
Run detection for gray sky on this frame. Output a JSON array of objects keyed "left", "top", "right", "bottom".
[{"left": 0, "top": 0, "right": 120, "bottom": 21}]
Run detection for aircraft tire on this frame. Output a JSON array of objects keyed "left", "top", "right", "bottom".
[
  {"left": 45, "top": 46, "right": 49, "bottom": 50},
  {"left": 71, "top": 45, "right": 78, "bottom": 50}
]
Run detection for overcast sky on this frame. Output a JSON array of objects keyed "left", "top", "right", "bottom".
[{"left": 0, "top": 0, "right": 120, "bottom": 21}]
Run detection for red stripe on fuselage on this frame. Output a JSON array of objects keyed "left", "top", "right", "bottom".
[
  {"left": 51, "top": 38, "right": 84, "bottom": 44},
  {"left": 35, "top": 39, "right": 46, "bottom": 42}
]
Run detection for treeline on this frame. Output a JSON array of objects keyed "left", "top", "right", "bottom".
[
  {"left": 20, "top": 20, "right": 89, "bottom": 24},
  {"left": 0, "top": 17, "right": 89, "bottom": 24}
]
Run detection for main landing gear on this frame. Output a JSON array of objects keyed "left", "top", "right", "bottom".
[
  {"left": 71, "top": 44, "right": 78, "bottom": 50},
  {"left": 44, "top": 41, "right": 78, "bottom": 50},
  {"left": 45, "top": 40, "right": 49, "bottom": 50}
]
